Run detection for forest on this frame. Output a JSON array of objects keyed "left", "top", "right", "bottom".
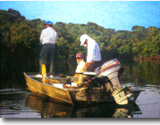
[{"left": 0, "top": 9, "right": 160, "bottom": 84}]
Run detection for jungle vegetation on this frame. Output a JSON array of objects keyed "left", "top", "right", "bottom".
[{"left": 1, "top": 9, "right": 160, "bottom": 84}]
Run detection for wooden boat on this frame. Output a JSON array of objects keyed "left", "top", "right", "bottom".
[
  {"left": 24, "top": 59, "right": 142, "bottom": 106},
  {"left": 24, "top": 72, "right": 114, "bottom": 106}
]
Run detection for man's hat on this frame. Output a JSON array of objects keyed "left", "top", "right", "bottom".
[
  {"left": 80, "top": 34, "right": 89, "bottom": 46},
  {"left": 45, "top": 21, "right": 53, "bottom": 25},
  {"left": 76, "top": 53, "right": 83, "bottom": 59}
]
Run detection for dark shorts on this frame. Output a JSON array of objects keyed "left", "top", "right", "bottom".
[
  {"left": 39, "top": 44, "right": 55, "bottom": 74},
  {"left": 87, "top": 61, "right": 100, "bottom": 72}
]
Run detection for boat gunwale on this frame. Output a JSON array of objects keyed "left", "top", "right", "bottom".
[{"left": 23, "top": 72, "right": 87, "bottom": 91}]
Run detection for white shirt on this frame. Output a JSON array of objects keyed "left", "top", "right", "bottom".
[
  {"left": 40, "top": 27, "right": 57, "bottom": 44},
  {"left": 75, "top": 59, "right": 85, "bottom": 73},
  {"left": 86, "top": 36, "right": 101, "bottom": 63}
]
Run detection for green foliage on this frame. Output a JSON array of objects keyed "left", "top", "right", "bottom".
[{"left": 0, "top": 9, "right": 160, "bottom": 83}]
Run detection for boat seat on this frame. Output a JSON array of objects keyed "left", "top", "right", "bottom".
[{"left": 83, "top": 72, "right": 96, "bottom": 76}]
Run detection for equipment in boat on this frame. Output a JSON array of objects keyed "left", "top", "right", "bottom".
[{"left": 24, "top": 58, "right": 141, "bottom": 106}]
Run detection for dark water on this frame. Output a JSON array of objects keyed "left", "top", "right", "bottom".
[{"left": 0, "top": 61, "right": 160, "bottom": 118}]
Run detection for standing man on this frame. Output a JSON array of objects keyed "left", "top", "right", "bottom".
[
  {"left": 80, "top": 34, "right": 101, "bottom": 72},
  {"left": 39, "top": 21, "right": 57, "bottom": 82}
]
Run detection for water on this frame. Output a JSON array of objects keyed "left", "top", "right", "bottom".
[{"left": 0, "top": 61, "right": 160, "bottom": 118}]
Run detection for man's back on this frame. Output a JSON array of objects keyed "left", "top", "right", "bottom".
[{"left": 40, "top": 27, "right": 57, "bottom": 44}]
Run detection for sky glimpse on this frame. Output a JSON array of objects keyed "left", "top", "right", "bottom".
[{"left": 0, "top": 0, "right": 159, "bottom": 31}]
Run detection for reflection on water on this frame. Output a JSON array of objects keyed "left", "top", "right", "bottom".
[
  {"left": 120, "top": 61, "right": 160, "bottom": 85},
  {"left": 25, "top": 94, "right": 72, "bottom": 118},
  {"left": 25, "top": 94, "right": 141, "bottom": 118},
  {"left": 0, "top": 89, "right": 30, "bottom": 118},
  {"left": 0, "top": 90, "right": 142, "bottom": 118}
]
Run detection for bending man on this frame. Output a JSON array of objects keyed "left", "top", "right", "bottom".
[{"left": 80, "top": 34, "right": 101, "bottom": 72}]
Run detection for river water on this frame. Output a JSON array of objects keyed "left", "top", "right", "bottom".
[{"left": 0, "top": 61, "right": 160, "bottom": 118}]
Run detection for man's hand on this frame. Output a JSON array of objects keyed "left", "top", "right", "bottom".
[{"left": 84, "top": 62, "right": 90, "bottom": 68}]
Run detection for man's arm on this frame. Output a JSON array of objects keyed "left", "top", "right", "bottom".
[{"left": 40, "top": 30, "right": 44, "bottom": 44}]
